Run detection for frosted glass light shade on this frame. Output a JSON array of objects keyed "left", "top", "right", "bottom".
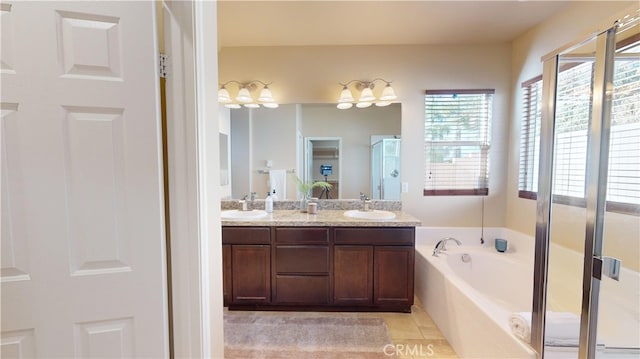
[
  {"left": 244, "top": 103, "right": 260, "bottom": 108},
  {"left": 225, "top": 103, "right": 241, "bottom": 109},
  {"left": 263, "top": 102, "right": 279, "bottom": 109},
  {"left": 359, "top": 87, "right": 375, "bottom": 102},
  {"left": 236, "top": 87, "right": 253, "bottom": 103},
  {"left": 258, "top": 87, "right": 274, "bottom": 102},
  {"left": 380, "top": 84, "right": 397, "bottom": 101},
  {"left": 338, "top": 86, "right": 354, "bottom": 103},
  {"left": 356, "top": 101, "right": 372, "bottom": 108},
  {"left": 218, "top": 87, "right": 231, "bottom": 103},
  {"left": 337, "top": 102, "right": 353, "bottom": 109},
  {"left": 375, "top": 101, "right": 392, "bottom": 107}
]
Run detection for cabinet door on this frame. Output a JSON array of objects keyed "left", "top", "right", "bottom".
[
  {"left": 374, "top": 246, "right": 414, "bottom": 305},
  {"left": 232, "top": 245, "right": 271, "bottom": 304},
  {"left": 223, "top": 244, "right": 232, "bottom": 306},
  {"left": 334, "top": 246, "right": 373, "bottom": 305}
]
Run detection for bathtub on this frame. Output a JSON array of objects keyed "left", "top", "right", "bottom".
[
  {"left": 415, "top": 227, "right": 640, "bottom": 359},
  {"left": 415, "top": 227, "right": 536, "bottom": 359}
]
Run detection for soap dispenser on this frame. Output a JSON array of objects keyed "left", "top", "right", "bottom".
[{"left": 265, "top": 192, "right": 273, "bottom": 213}]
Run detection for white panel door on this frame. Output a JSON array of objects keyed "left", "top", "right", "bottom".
[{"left": 1, "top": 2, "right": 168, "bottom": 358}]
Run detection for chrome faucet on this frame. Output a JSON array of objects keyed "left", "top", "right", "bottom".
[
  {"left": 360, "top": 192, "right": 372, "bottom": 211},
  {"left": 432, "top": 237, "right": 462, "bottom": 257},
  {"left": 250, "top": 192, "right": 257, "bottom": 201},
  {"left": 240, "top": 195, "right": 249, "bottom": 211}
]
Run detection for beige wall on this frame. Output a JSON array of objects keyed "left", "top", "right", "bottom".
[
  {"left": 507, "top": 1, "right": 640, "bottom": 271},
  {"left": 220, "top": 43, "right": 512, "bottom": 227}
]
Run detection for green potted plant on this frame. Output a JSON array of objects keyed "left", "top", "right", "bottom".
[{"left": 294, "top": 176, "right": 332, "bottom": 211}]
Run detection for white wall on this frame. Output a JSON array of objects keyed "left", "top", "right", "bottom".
[
  {"left": 220, "top": 44, "right": 511, "bottom": 227},
  {"left": 507, "top": 2, "right": 640, "bottom": 271}
]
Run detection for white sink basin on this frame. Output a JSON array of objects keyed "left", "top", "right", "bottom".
[
  {"left": 343, "top": 209, "right": 396, "bottom": 220},
  {"left": 221, "top": 209, "right": 268, "bottom": 220}
]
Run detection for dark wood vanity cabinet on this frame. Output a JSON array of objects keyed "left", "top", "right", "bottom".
[
  {"left": 374, "top": 246, "right": 414, "bottom": 305},
  {"left": 222, "top": 225, "right": 414, "bottom": 312},
  {"left": 333, "top": 245, "right": 373, "bottom": 305},
  {"left": 222, "top": 244, "right": 232, "bottom": 306},
  {"left": 222, "top": 227, "right": 271, "bottom": 305},
  {"left": 334, "top": 227, "right": 415, "bottom": 311},
  {"left": 273, "top": 227, "right": 330, "bottom": 305}
]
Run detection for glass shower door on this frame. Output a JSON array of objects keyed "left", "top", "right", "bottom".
[
  {"left": 371, "top": 138, "right": 401, "bottom": 200},
  {"left": 534, "top": 10, "right": 640, "bottom": 359},
  {"left": 594, "top": 21, "right": 640, "bottom": 358}
]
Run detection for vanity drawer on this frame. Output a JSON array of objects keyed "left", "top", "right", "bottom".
[
  {"left": 275, "top": 227, "right": 329, "bottom": 244},
  {"left": 334, "top": 227, "right": 414, "bottom": 245},
  {"left": 275, "top": 246, "right": 329, "bottom": 274},
  {"left": 274, "top": 275, "right": 329, "bottom": 304},
  {"left": 222, "top": 226, "right": 271, "bottom": 244}
]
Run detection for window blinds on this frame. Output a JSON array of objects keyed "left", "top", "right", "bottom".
[
  {"left": 518, "top": 37, "right": 639, "bottom": 215},
  {"left": 518, "top": 76, "right": 542, "bottom": 199},
  {"left": 424, "top": 90, "right": 494, "bottom": 196}
]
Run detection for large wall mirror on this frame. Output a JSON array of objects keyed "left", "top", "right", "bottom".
[{"left": 228, "top": 103, "right": 401, "bottom": 200}]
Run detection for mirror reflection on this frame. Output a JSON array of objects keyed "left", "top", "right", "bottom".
[
  {"left": 229, "top": 103, "right": 401, "bottom": 200},
  {"left": 219, "top": 133, "right": 230, "bottom": 186}
]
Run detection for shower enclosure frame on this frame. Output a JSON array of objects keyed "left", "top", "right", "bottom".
[{"left": 531, "top": 14, "right": 638, "bottom": 359}]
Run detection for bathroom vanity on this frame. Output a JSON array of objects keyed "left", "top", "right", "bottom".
[{"left": 222, "top": 210, "right": 420, "bottom": 312}]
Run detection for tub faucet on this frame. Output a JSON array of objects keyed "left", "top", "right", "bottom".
[{"left": 432, "top": 237, "right": 462, "bottom": 257}]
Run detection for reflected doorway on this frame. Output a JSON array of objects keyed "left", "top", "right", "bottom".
[{"left": 304, "top": 137, "right": 342, "bottom": 199}]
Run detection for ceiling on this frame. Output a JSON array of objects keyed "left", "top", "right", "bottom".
[{"left": 217, "top": 0, "right": 579, "bottom": 48}]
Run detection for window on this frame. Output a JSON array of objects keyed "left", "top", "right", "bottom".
[
  {"left": 424, "top": 89, "right": 494, "bottom": 196},
  {"left": 519, "top": 76, "right": 542, "bottom": 200},
  {"left": 518, "top": 36, "right": 640, "bottom": 215}
]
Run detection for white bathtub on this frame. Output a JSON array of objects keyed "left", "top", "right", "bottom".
[
  {"left": 415, "top": 227, "right": 640, "bottom": 359},
  {"left": 415, "top": 227, "right": 536, "bottom": 359}
]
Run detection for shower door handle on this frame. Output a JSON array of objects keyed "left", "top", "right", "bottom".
[{"left": 592, "top": 256, "right": 621, "bottom": 281}]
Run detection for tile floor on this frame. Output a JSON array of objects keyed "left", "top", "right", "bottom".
[
  {"left": 381, "top": 297, "right": 458, "bottom": 359},
  {"left": 224, "top": 297, "right": 458, "bottom": 359}
]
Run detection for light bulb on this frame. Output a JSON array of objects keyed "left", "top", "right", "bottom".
[
  {"left": 224, "top": 103, "right": 241, "bottom": 109},
  {"left": 244, "top": 103, "right": 260, "bottom": 108},
  {"left": 337, "top": 102, "right": 353, "bottom": 109},
  {"left": 356, "top": 102, "right": 372, "bottom": 108}
]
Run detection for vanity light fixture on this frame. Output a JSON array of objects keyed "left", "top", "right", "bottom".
[
  {"left": 336, "top": 78, "right": 397, "bottom": 109},
  {"left": 218, "top": 80, "right": 279, "bottom": 109}
]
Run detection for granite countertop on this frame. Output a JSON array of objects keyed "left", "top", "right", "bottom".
[{"left": 221, "top": 209, "right": 422, "bottom": 227}]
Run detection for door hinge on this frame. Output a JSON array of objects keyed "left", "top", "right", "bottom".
[
  {"left": 159, "top": 53, "right": 168, "bottom": 78},
  {"left": 593, "top": 256, "right": 621, "bottom": 281}
]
